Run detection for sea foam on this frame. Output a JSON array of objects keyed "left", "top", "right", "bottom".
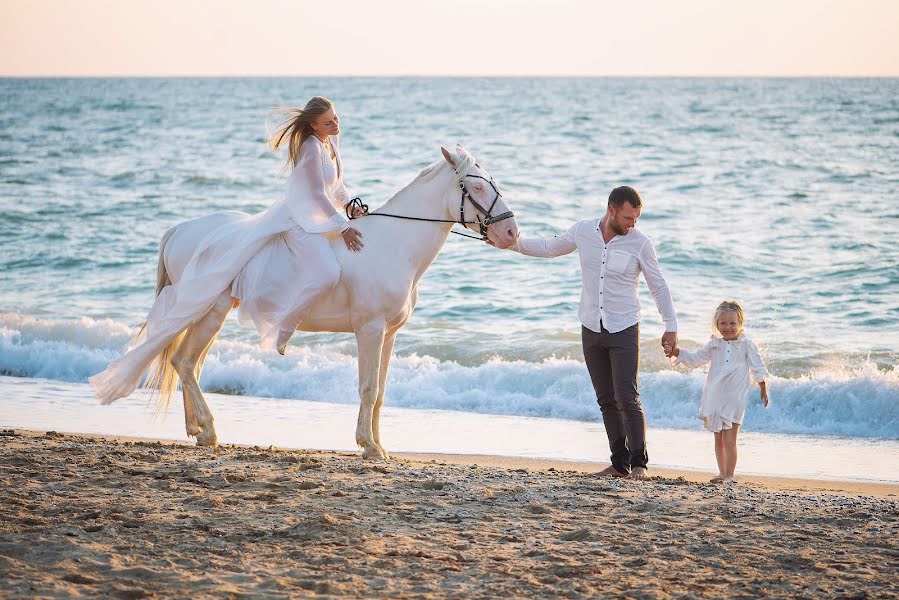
[{"left": 1, "top": 313, "right": 896, "bottom": 439}]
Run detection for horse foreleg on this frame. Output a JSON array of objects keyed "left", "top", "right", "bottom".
[
  {"left": 172, "top": 291, "right": 231, "bottom": 447},
  {"left": 354, "top": 319, "right": 386, "bottom": 460},
  {"left": 371, "top": 328, "right": 399, "bottom": 459}
]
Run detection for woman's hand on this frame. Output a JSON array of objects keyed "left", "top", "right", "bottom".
[
  {"left": 342, "top": 227, "right": 364, "bottom": 252},
  {"left": 351, "top": 206, "right": 367, "bottom": 218},
  {"left": 760, "top": 383, "right": 769, "bottom": 407}
]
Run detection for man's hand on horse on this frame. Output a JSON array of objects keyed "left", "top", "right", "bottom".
[{"left": 485, "top": 231, "right": 518, "bottom": 247}]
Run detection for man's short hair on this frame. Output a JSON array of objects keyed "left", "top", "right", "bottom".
[{"left": 608, "top": 186, "right": 643, "bottom": 208}]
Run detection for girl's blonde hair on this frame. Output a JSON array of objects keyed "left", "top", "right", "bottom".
[
  {"left": 713, "top": 300, "right": 745, "bottom": 336},
  {"left": 268, "top": 96, "right": 334, "bottom": 170}
]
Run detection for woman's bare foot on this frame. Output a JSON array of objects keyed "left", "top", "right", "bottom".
[
  {"left": 710, "top": 475, "right": 725, "bottom": 483},
  {"left": 276, "top": 329, "right": 293, "bottom": 356},
  {"left": 597, "top": 465, "right": 628, "bottom": 478},
  {"left": 627, "top": 467, "right": 648, "bottom": 481}
]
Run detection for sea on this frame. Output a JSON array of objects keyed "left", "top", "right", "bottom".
[{"left": 1, "top": 77, "right": 897, "bottom": 482}]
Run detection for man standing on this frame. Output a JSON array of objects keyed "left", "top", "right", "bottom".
[{"left": 494, "top": 186, "right": 677, "bottom": 480}]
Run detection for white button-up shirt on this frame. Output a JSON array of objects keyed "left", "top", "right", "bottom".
[{"left": 512, "top": 218, "right": 677, "bottom": 334}]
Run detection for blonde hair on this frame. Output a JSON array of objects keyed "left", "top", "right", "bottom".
[
  {"left": 268, "top": 96, "right": 334, "bottom": 170},
  {"left": 713, "top": 300, "right": 745, "bottom": 336}
]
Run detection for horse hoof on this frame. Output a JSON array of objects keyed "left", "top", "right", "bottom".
[
  {"left": 361, "top": 446, "right": 382, "bottom": 460},
  {"left": 195, "top": 430, "right": 218, "bottom": 447},
  {"left": 379, "top": 447, "right": 391, "bottom": 461}
]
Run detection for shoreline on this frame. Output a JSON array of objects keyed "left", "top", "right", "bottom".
[{"left": 7, "top": 428, "right": 897, "bottom": 498}]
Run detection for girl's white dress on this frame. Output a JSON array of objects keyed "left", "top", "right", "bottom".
[
  {"left": 674, "top": 334, "right": 768, "bottom": 432},
  {"left": 90, "top": 135, "right": 350, "bottom": 404}
]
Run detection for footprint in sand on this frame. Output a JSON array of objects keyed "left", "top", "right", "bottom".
[
  {"left": 421, "top": 480, "right": 447, "bottom": 490},
  {"left": 559, "top": 528, "right": 593, "bottom": 541}
]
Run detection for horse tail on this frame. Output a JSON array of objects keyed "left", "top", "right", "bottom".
[{"left": 138, "top": 225, "right": 184, "bottom": 415}]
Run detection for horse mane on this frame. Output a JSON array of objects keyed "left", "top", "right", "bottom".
[
  {"left": 374, "top": 159, "right": 450, "bottom": 212},
  {"left": 375, "top": 146, "right": 476, "bottom": 212}
]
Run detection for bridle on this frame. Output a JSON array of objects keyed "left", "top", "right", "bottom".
[{"left": 345, "top": 163, "right": 515, "bottom": 241}]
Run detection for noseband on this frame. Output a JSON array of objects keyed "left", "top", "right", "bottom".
[{"left": 346, "top": 162, "right": 515, "bottom": 241}]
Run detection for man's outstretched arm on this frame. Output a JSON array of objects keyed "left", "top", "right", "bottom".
[{"left": 501, "top": 222, "right": 578, "bottom": 258}]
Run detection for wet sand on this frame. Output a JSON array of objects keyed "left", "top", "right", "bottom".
[{"left": 1, "top": 429, "right": 897, "bottom": 598}]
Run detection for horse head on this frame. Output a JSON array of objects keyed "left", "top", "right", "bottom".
[{"left": 441, "top": 145, "right": 519, "bottom": 249}]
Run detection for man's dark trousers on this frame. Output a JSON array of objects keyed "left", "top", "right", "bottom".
[{"left": 582, "top": 322, "right": 648, "bottom": 474}]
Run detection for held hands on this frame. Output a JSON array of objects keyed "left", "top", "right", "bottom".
[
  {"left": 661, "top": 332, "right": 678, "bottom": 358},
  {"left": 342, "top": 227, "right": 364, "bottom": 253}
]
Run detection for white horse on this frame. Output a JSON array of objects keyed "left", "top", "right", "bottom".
[{"left": 143, "top": 145, "right": 519, "bottom": 459}]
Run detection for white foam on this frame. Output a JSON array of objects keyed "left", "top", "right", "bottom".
[{"left": 1, "top": 313, "right": 896, "bottom": 439}]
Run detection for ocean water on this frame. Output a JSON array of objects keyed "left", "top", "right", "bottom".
[{"left": 1, "top": 78, "right": 897, "bottom": 476}]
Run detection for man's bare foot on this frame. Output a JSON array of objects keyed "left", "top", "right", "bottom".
[
  {"left": 627, "top": 467, "right": 648, "bottom": 480},
  {"left": 597, "top": 465, "right": 628, "bottom": 478}
]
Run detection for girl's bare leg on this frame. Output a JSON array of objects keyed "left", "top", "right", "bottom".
[
  {"left": 723, "top": 424, "right": 741, "bottom": 479},
  {"left": 713, "top": 431, "right": 726, "bottom": 480}
]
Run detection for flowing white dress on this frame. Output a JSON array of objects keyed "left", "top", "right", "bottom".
[
  {"left": 90, "top": 135, "right": 350, "bottom": 404},
  {"left": 674, "top": 334, "right": 768, "bottom": 432}
]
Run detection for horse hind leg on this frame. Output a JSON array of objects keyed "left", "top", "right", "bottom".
[{"left": 172, "top": 291, "right": 232, "bottom": 447}]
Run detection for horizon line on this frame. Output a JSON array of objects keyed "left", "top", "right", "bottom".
[{"left": 3, "top": 73, "right": 899, "bottom": 79}]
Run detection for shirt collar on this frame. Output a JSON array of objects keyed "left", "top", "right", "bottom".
[{"left": 713, "top": 333, "right": 745, "bottom": 343}]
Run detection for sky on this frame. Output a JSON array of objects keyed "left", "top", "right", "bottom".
[{"left": 1, "top": 0, "right": 898, "bottom": 77}]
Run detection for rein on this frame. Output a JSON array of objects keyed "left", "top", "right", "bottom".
[{"left": 344, "top": 169, "right": 514, "bottom": 241}]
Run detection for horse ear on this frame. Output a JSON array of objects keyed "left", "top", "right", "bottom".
[{"left": 441, "top": 147, "right": 457, "bottom": 168}]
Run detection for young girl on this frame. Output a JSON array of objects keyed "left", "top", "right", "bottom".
[{"left": 667, "top": 301, "right": 769, "bottom": 483}]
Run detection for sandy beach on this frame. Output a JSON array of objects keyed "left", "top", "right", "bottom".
[{"left": 1, "top": 429, "right": 896, "bottom": 599}]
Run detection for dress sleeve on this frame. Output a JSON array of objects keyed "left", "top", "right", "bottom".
[
  {"left": 674, "top": 339, "right": 714, "bottom": 368},
  {"left": 286, "top": 140, "right": 348, "bottom": 233},
  {"left": 638, "top": 238, "right": 677, "bottom": 332},
  {"left": 512, "top": 221, "right": 578, "bottom": 257},
  {"left": 745, "top": 338, "right": 769, "bottom": 384},
  {"left": 334, "top": 179, "right": 350, "bottom": 206}
]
